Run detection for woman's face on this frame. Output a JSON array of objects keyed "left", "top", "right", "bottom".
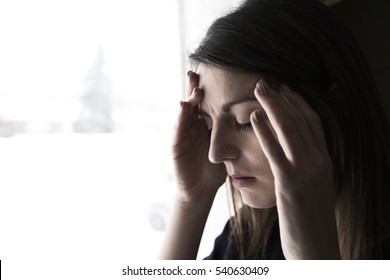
[{"left": 197, "top": 63, "right": 276, "bottom": 208}]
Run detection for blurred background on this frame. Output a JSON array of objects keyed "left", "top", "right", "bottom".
[
  {"left": 0, "top": 0, "right": 242, "bottom": 269},
  {"left": 0, "top": 0, "right": 388, "bottom": 278}
]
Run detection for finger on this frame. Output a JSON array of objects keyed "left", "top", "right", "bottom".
[
  {"left": 279, "top": 85, "right": 328, "bottom": 153},
  {"left": 275, "top": 84, "right": 319, "bottom": 154},
  {"left": 173, "top": 101, "right": 208, "bottom": 160},
  {"left": 177, "top": 87, "right": 203, "bottom": 129},
  {"left": 176, "top": 70, "right": 203, "bottom": 136},
  {"left": 187, "top": 70, "right": 199, "bottom": 97},
  {"left": 250, "top": 110, "right": 288, "bottom": 175},
  {"left": 185, "top": 87, "right": 203, "bottom": 107},
  {"left": 254, "top": 80, "right": 307, "bottom": 161}
]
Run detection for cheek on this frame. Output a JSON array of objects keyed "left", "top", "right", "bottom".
[
  {"left": 247, "top": 133, "right": 268, "bottom": 163},
  {"left": 242, "top": 132, "right": 270, "bottom": 166}
]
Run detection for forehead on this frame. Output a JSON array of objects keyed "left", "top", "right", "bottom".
[
  {"left": 197, "top": 63, "right": 259, "bottom": 93},
  {"left": 197, "top": 63, "right": 260, "bottom": 112}
]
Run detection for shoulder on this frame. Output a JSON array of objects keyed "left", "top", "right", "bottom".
[{"left": 203, "top": 216, "right": 285, "bottom": 260}]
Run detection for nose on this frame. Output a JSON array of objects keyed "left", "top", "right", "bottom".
[{"left": 208, "top": 124, "right": 239, "bottom": 164}]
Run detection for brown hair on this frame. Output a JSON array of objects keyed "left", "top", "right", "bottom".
[{"left": 191, "top": 0, "right": 390, "bottom": 259}]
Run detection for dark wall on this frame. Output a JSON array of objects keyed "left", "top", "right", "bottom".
[{"left": 331, "top": 0, "right": 390, "bottom": 115}]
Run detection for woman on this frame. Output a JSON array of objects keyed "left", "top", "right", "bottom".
[{"left": 160, "top": 0, "right": 390, "bottom": 259}]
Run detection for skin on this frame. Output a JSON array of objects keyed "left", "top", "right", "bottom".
[
  {"left": 197, "top": 64, "right": 275, "bottom": 208},
  {"left": 160, "top": 63, "right": 341, "bottom": 260}
]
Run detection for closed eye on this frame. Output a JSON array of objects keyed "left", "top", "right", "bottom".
[
  {"left": 234, "top": 121, "right": 252, "bottom": 131},
  {"left": 200, "top": 113, "right": 253, "bottom": 132}
]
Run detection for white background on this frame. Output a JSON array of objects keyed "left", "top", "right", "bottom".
[{"left": 0, "top": 1, "right": 242, "bottom": 277}]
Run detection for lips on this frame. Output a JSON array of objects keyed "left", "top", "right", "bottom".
[{"left": 230, "top": 175, "right": 256, "bottom": 188}]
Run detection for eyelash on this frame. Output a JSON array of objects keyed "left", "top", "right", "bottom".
[
  {"left": 205, "top": 120, "right": 252, "bottom": 132},
  {"left": 234, "top": 121, "right": 252, "bottom": 131}
]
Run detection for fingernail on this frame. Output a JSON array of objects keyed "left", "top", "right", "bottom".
[
  {"left": 187, "top": 70, "right": 192, "bottom": 77},
  {"left": 252, "top": 110, "right": 260, "bottom": 122},
  {"left": 256, "top": 81, "right": 261, "bottom": 92},
  {"left": 180, "top": 101, "right": 184, "bottom": 107},
  {"left": 256, "top": 80, "right": 268, "bottom": 95}
]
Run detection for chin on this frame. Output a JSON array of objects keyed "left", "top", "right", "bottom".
[{"left": 240, "top": 192, "right": 276, "bottom": 209}]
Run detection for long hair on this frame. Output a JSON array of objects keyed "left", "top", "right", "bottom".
[{"left": 190, "top": 0, "right": 390, "bottom": 259}]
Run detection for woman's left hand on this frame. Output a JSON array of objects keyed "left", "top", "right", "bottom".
[{"left": 250, "top": 80, "right": 340, "bottom": 259}]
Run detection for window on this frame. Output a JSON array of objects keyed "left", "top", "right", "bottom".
[{"left": 0, "top": 0, "right": 240, "bottom": 269}]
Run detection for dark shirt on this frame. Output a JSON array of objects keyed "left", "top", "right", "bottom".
[
  {"left": 204, "top": 219, "right": 285, "bottom": 260},
  {"left": 205, "top": 219, "right": 390, "bottom": 260}
]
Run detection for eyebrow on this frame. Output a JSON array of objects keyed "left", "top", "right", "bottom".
[{"left": 199, "top": 96, "right": 257, "bottom": 117}]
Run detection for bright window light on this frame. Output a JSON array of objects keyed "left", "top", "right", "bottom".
[
  {"left": 0, "top": 0, "right": 181, "bottom": 271},
  {"left": 0, "top": 1, "right": 238, "bottom": 276}
]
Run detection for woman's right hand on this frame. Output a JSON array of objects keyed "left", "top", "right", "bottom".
[{"left": 172, "top": 71, "right": 227, "bottom": 204}]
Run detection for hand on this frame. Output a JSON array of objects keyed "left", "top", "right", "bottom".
[
  {"left": 172, "top": 71, "right": 227, "bottom": 204},
  {"left": 250, "top": 80, "right": 340, "bottom": 259}
]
